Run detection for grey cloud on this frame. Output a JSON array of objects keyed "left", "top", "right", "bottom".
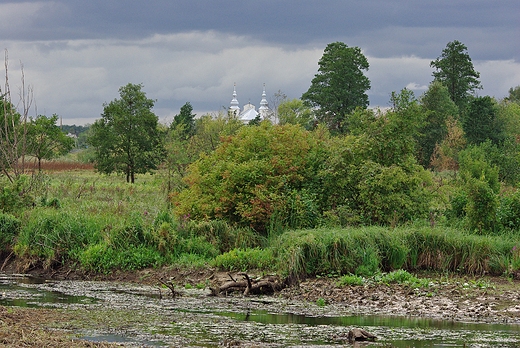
[{"left": 1, "top": 0, "right": 518, "bottom": 125}]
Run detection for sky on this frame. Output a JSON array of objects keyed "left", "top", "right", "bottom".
[{"left": 1, "top": 0, "right": 519, "bottom": 126}]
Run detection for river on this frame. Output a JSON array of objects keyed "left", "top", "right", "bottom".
[{"left": 1, "top": 274, "right": 520, "bottom": 347}]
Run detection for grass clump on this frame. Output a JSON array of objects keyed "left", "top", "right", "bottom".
[
  {"left": 376, "top": 269, "right": 430, "bottom": 288},
  {"left": 0, "top": 212, "right": 20, "bottom": 250},
  {"left": 337, "top": 274, "right": 364, "bottom": 286},
  {"left": 213, "top": 248, "right": 275, "bottom": 272}
]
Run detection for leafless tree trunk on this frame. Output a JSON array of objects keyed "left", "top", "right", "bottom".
[
  {"left": 0, "top": 49, "right": 33, "bottom": 182},
  {"left": 269, "top": 89, "right": 287, "bottom": 125}
]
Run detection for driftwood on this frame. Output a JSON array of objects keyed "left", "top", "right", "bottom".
[
  {"left": 347, "top": 328, "right": 377, "bottom": 342},
  {"left": 157, "top": 277, "right": 180, "bottom": 299},
  {"left": 210, "top": 272, "right": 283, "bottom": 296}
]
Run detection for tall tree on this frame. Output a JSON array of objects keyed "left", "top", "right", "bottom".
[
  {"left": 418, "top": 81, "right": 459, "bottom": 167},
  {"left": 430, "top": 40, "right": 481, "bottom": 109},
  {"left": 88, "top": 83, "right": 164, "bottom": 183},
  {"left": 463, "top": 96, "right": 503, "bottom": 146},
  {"left": 302, "top": 42, "right": 370, "bottom": 134},
  {"left": 26, "top": 114, "right": 75, "bottom": 171},
  {"left": 170, "top": 101, "right": 196, "bottom": 139}
]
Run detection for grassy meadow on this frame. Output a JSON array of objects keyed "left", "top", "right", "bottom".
[{"left": 1, "top": 164, "right": 520, "bottom": 280}]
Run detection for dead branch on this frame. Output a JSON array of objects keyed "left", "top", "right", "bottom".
[{"left": 157, "top": 277, "right": 179, "bottom": 299}]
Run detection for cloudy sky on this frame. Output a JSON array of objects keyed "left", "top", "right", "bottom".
[{"left": 1, "top": 1, "right": 519, "bottom": 125}]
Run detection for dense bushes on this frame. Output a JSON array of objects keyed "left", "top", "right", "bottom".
[{"left": 173, "top": 122, "right": 434, "bottom": 233}]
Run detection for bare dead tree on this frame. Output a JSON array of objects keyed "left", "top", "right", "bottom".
[
  {"left": 0, "top": 49, "right": 33, "bottom": 182},
  {"left": 269, "top": 89, "right": 287, "bottom": 124}
]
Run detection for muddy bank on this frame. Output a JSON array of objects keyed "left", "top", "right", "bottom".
[{"left": 280, "top": 276, "right": 520, "bottom": 324}]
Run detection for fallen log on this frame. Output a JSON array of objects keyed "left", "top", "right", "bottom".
[{"left": 210, "top": 273, "right": 283, "bottom": 296}]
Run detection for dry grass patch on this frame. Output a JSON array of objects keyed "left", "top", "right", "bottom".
[{"left": 0, "top": 306, "right": 117, "bottom": 347}]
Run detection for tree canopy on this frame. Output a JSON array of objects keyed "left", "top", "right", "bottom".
[
  {"left": 170, "top": 101, "right": 196, "bottom": 139},
  {"left": 88, "top": 83, "right": 164, "bottom": 183},
  {"left": 26, "top": 114, "right": 75, "bottom": 171},
  {"left": 302, "top": 42, "right": 370, "bottom": 134},
  {"left": 463, "top": 96, "right": 503, "bottom": 146},
  {"left": 430, "top": 40, "right": 481, "bottom": 109},
  {"left": 417, "top": 81, "right": 459, "bottom": 167}
]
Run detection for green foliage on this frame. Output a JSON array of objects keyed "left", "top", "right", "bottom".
[
  {"left": 0, "top": 97, "right": 25, "bottom": 179},
  {"left": 505, "top": 86, "right": 520, "bottom": 104},
  {"left": 277, "top": 99, "right": 314, "bottom": 130},
  {"left": 454, "top": 146, "right": 499, "bottom": 233},
  {"left": 465, "top": 178, "right": 498, "bottom": 234},
  {"left": 26, "top": 114, "right": 75, "bottom": 171},
  {"left": 418, "top": 81, "right": 459, "bottom": 167},
  {"left": 273, "top": 229, "right": 382, "bottom": 279},
  {"left": 463, "top": 96, "right": 503, "bottom": 146},
  {"left": 14, "top": 209, "right": 103, "bottom": 269},
  {"left": 337, "top": 274, "right": 364, "bottom": 286},
  {"left": 377, "top": 270, "right": 430, "bottom": 288},
  {"left": 458, "top": 144, "right": 500, "bottom": 193},
  {"left": 174, "top": 123, "right": 328, "bottom": 233},
  {"left": 430, "top": 40, "right": 481, "bottom": 109},
  {"left": 75, "top": 243, "right": 163, "bottom": 273},
  {"left": 273, "top": 227, "right": 517, "bottom": 279},
  {"left": 302, "top": 42, "right": 370, "bottom": 134},
  {"left": 473, "top": 138, "right": 520, "bottom": 186},
  {"left": 0, "top": 212, "right": 20, "bottom": 251},
  {"left": 354, "top": 161, "right": 432, "bottom": 225},
  {"left": 170, "top": 102, "right": 196, "bottom": 139},
  {"left": 355, "top": 91, "right": 425, "bottom": 168},
  {"left": 447, "top": 188, "right": 468, "bottom": 220},
  {"left": 213, "top": 248, "right": 275, "bottom": 272},
  {"left": 164, "top": 112, "right": 243, "bottom": 194},
  {"left": 88, "top": 83, "right": 164, "bottom": 183},
  {"left": 315, "top": 298, "right": 327, "bottom": 307},
  {"left": 497, "top": 190, "right": 520, "bottom": 231},
  {"left": 0, "top": 175, "right": 37, "bottom": 213}
]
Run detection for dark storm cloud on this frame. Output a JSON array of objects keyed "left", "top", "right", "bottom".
[
  {"left": 5, "top": 0, "right": 519, "bottom": 59},
  {"left": 1, "top": 0, "right": 518, "bottom": 124}
]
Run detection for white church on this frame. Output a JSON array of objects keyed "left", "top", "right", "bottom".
[{"left": 228, "top": 84, "right": 271, "bottom": 123}]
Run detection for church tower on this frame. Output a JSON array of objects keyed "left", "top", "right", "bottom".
[
  {"left": 258, "top": 84, "right": 270, "bottom": 120},
  {"left": 229, "top": 83, "right": 240, "bottom": 117}
]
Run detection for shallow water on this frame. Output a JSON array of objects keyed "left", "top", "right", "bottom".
[{"left": 1, "top": 274, "right": 520, "bottom": 347}]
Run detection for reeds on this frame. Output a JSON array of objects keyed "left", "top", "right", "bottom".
[{"left": 272, "top": 226, "right": 518, "bottom": 279}]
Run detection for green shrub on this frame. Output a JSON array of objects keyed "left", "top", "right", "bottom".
[
  {"left": 0, "top": 175, "right": 36, "bottom": 213},
  {"left": 465, "top": 178, "right": 498, "bottom": 234},
  {"left": 76, "top": 243, "right": 163, "bottom": 273},
  {"left": 14, "top": 209, "right": 102, "bottom": 269},
  {"left": 273, "top": 228, "right": 383, "bottom": 279},
  {"left": 497, "top": 190, "right": 520, "bottom": 231},
  {"left": 337, "top": 274, "right": 364, "bottom": 286},
  {"left": 0, "top": 212, "right": 20, "bottom": 251},
  {"left": 377, "top": 270, "right": 430, "bottom": 288}
]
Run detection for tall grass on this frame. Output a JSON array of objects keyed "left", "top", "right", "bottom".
[{"left": 271, "top": 226, "right": 519, "bottom": 279}]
